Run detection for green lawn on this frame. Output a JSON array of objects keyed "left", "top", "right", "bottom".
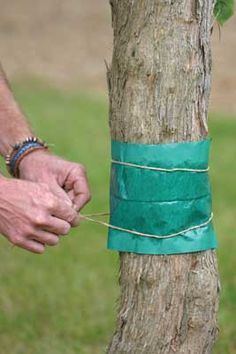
[{"left": 0, "top": 83, "right": 235, "bottom": 354}]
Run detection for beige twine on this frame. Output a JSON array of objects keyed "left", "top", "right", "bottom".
[
  {"left": 80, "top": 212, "right": 214, "bottom": 240},
  {"left": 80, "top": 160, "right": 212, "bottom": 239},
  {"left": 111, "top": 159, "right": 210, "bottom": 173}
]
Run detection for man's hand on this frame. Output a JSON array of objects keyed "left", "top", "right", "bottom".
[
  {"left": 0, "top": 177, "right": 78, "bottom": 254},
  {"left": 0, "top": 63, "right": 91, "bottom": 254},
  {"left": 18, "top": 149, "right": 91, "bottom": 216}
]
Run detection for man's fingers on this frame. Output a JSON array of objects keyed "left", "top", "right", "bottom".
[
  {"left": 49, "top": 196, "right": 78, "bottom": 225},
  {"left": 72, "top": 177, "right": 91, "bottom": 211},
  {"left": 18, "top": 239, "right": 45, "bottom": 254},
  {"left": 48, "top": 182, "right": 79, "bottom": 227},
  {"left": 73, "top": 193, "right": 90, "bottom": 212},
  {"left": 71, "top": 209, "right": 80, "bottom": 227},
  {"left": 67, "top": 189, "right": 75, "bottom": 201},
  {"left": 29, "top": 230, "right": 60, "bottom": 246},
  {"left": 50, "top": 184, "right": 80, "bottom": 227},
  {"left": 49, "top": 182, "right": 73, "bottom": 207},
  {"left": 43, "top": 216, "right": 71, "bottom": 236}
]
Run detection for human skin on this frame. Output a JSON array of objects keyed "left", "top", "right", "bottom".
[{"left": 0, "top": 64, "right": 91, "bottom": 254}]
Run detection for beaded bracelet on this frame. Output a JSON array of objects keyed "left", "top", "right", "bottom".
[{"left": 5, "top": 137, "right": 49, "bottom": 178}]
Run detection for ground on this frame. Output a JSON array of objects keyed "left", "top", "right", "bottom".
[{"left": 0, "top": 0, "right": 235, "bottom": 115}]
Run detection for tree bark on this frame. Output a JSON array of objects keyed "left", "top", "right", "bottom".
[{"left": 107, "top": 1, "right": 220, "bottom": 353}]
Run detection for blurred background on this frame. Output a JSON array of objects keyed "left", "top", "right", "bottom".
[{"left": 0, "top": 1, "right": 235, "bottom": 353}]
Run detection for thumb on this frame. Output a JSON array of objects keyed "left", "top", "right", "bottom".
[
  {"left": 49, "top": 182, "right": 80, "bottom": 227},
  {"left": 49, "top": 182, "right": 73, "bottom": 206}
]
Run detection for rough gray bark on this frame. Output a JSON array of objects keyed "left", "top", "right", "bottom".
[{"left": 106, "top": 1, "right": 220, "bottom": 353}]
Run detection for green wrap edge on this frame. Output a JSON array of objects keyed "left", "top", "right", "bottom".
[{"left": 107, "top": 139, "right": 218, "bottom": 255}]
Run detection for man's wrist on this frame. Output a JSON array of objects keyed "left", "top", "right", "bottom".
[
  {"left": 18, "top": 148, "right": 52, "bottom": 178},
  {"left": 5, "top": 137, "right": 49, "bottom": 178}
]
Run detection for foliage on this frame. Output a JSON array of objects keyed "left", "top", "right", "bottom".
[{"left": 214, "top": 0, "right": 234, "bottom": 25}]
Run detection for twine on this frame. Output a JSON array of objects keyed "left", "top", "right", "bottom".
[
  {"left": 80, "top": 212, "right": 214, "bottom": 240},
  {"left": 80, "top": 160, "right": 212, "bottom": 239},
  {"left": 111, "top": 159, "right": 209, "bottom": 173}
]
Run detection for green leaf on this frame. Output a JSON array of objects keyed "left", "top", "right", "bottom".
[{"left": 214, "top": 0, "right": 234, "bottom": 25}]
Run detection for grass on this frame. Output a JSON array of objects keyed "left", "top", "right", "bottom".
[{"left": 0, "top": 82, "right": 235, "bottom": 354}]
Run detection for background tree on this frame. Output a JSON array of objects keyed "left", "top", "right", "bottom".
[{"left": 106, "top": 0, "right": 224, "bottom": 352}]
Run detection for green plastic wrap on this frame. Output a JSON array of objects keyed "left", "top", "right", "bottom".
[{"left": 107, "top": 139, "right": 217, "bottom": 255}]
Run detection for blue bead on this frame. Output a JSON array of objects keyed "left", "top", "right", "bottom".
[{"left": 9, "top": 141, "right": 43, "bottom": 175}]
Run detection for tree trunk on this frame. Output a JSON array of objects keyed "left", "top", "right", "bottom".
[{"left": 106, "top": 1, "right": 220, "bottom": 353}]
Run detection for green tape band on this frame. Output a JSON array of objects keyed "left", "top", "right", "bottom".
[{"left": 107, "top": 139, "right": 218, "bottom": 255}]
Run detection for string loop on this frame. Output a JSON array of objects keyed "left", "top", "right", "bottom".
[
  {"left": 111, "top": 159, "right": 209, "bottom": 173},
  {"left": 80, "top": 212, "right": 214, "bottom": 240},
  {"left": 80, "top": 158, "right": 212, "bottom": 240}
]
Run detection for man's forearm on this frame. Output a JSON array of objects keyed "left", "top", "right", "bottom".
[{"left": 0, "top": 64, "right": 33, "bottom": 156}]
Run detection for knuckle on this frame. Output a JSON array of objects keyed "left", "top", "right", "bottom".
[
  {"left": 45, "top": 195, "right": 56, "bottom": 210},
  {"left": 11, "top": 234, "right": 23, "bottom": 246},
  {"left": 34, "top": 213, "right": 47, "bottom": 226},
  {"left": 23, "top": 227, "right": 35, "bottom": 238}
]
